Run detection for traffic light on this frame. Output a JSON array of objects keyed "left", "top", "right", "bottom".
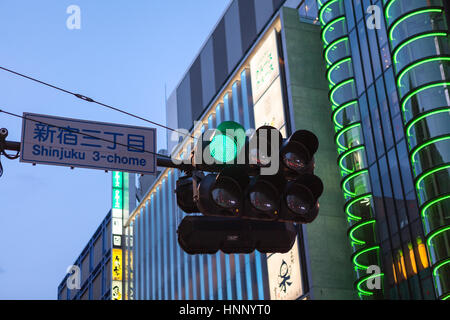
[
  {"left": 177, "top": 215, "right": 297, "bottom": 255},
  {"left": 174, "top": 121, "right": 324, "bottom": 254}
]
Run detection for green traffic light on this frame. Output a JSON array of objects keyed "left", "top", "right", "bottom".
[{"left": 209, "top": 121, "right": 245, "bottom": 163}]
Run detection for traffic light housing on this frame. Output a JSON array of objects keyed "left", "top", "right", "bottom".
[
  {"left": 175, "top": 121, "right": 324, "bottom": 254},
  {"left": 177, "top": 215, "right": 297, "bottom": 255}
]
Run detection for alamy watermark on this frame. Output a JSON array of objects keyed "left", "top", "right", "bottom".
[
  {"left": 66, "top": 265, "right": 81, "bottom": 290},
  {"left": 66, "top": 5, "right": 81, "bottom": 30}
]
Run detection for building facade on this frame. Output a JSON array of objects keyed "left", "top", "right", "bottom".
[
  {"left": 59, "top": 0, "right": 449, "bottom": 300},
  {"left": 58, "top": 172, "right": 135, "bottom": 300},
  {"left": 317, "top": 0, "right": 449, "bottom": 300}
]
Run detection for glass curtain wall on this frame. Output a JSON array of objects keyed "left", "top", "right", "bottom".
[
  {"left": 317, "top": 0, "right": 384, "bottom": 300},
  {"left": 382, "top": 0, "right": 450, "bottom": 300}
]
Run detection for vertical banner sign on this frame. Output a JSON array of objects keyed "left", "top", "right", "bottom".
[
  {"left": 250, "top": 28, "right": 287, "bottom": 137},
  {"left": 111, "top": 171, "right": 124, "bottom": 300},
  {"left": 250, "top": 28, "right": 303, "bottom": 300},
  {"left": 267, "top": 238, "right": 303, "bottom": 300}
]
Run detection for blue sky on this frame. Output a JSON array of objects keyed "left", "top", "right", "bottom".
[{"left": 0, "top": 0, "right": 230, "bottom": 299}]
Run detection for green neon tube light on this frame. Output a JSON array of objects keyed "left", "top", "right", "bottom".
[
  {"left": 416, "top": 163, "right": 450, "bottom": 191},
  {"left": 442, "top": 293, "right": 450, "bottom": 300},
  {"left": 319, "top": 0, "right": 339, "bottom": 26},
  {"left": 402, "top": 82, "right": 450, "bottom": 114},
  {"left": 427, "top": 226, "right": 450, "bottom": 248},
  {"left": 341, "top": 169, "right": 369, "bottom": 197},
  {"left": 338, "top": 145, "right": 365, "bottom": 174},
  {"left": 322, "top": 16, "right": 346, "bottom": 45},
  {"left": 356, "top": 273, "right": 384, "bottom": 296},
  {"left": 397, "top": 57, "right": 450, "bottom": 89},
  {"left": 389, "top": 8, "right": 444, "bottom": 43},
  {"left": 384, "top": 0, "right": 396, "bottom": 20},
  {"left": 349, "top": 219, "right": 376, "bottom": 246},
  {"left": 406, "top": 108, "right": 450, "bottom": 138},
  {"left": 410, "top": 135, "right": 450, "bottom": 164},
  {"left": 330, "top": 78, "right": 355, "bottom": 106},
  {"left": 392, "top": 32, "right": 448, "bottom": 64},
  {"left": 421, "top": 194, "right": 450, "bottom": 221},
  {"left": 324, "top": 37, "right": 349, "bottom": 66},
  {"left": 335, "top": 122, "right": 361, "bottom": 152},
  {"left": 345, "top": 194, "right": 373, "bottom": 222},
  {"left": 332, "top": 100, "right": 358, "bottom": 130},
  {"left": 432, "top": 258, "right": 450, "bottom": 278},
  {"left": 353, "top": 246, "right": 380, "bottom": 270},
  {"left": 327, "top": 57, "right": 352, "bottom": 86}
]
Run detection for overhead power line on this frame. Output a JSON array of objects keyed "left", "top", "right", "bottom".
[{"left": 0, "top": 65, "right": 195, "bottom": 139}]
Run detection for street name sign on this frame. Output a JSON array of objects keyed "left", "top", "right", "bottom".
[{"left": 20, "top": 113, "right": 156, "bottom": 174}]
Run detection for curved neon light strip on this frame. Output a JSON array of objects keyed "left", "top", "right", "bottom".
[
  {"left": 356, "top": 273, "right": 384, "bottom": 296},
  {"left": 345, "top": 194, "right": 372, "bottom": 222},
  {"left": 332, "top": 100, "right": 358, "bottom": 130},
  {"left": 330, "top": 78, "right": 355, "bottom": 106},
  {"left": 335, "top": 122, "right": 361, "bottom": 152},
  {"left": 410, "top": 135, "right": 450, "bottom": 164},
  {"left": 341, "top": 169, "right": 369, "bottom": 197},
  {"left": 319, "top": 0, "right": 339, "bottom": 26},
  {"left": 384, "top": 0, "right": 396, "bottom": 20},
  {"left": 401, "top": 82, "right": 450, "bottom": 114},
  {"left": 338, "top": 145, "right": 365, "bottom": 174},
  {"left": 324, "top": 36, "right": 349, "bottom": 66},
  {"left": 432, "top": 258, "right": 450, "bottom": 278},
  {"left": 415, "top": 163, "right": 450, "bottom": 192},
  {"left": 349, "top": 219, "right": 376, "bottom": 246},
  {"left": 392, "top": 32, "right": 448, "bottom": 65},
  {"left": 406, "top": 108, "right": 450, "bottom": 138},
  {"left": 441, "top": 293, "right": 450, "bottom": 300},
  {"left": 327, "top": 57, "right": 352, "bottom": 86},
  {"left": 427, "top": 226, "right": 450, "bottom": 248},
  {"left": 353, "top": 246, "right": 380, "bottom": 271},
  {"left": 421, "top": 194, "right": 450, "bottom": 221},
  {"left": 397, "top": 57, "right": 450, "bottom": 89},
  {"left": 322, "top": 16, "right": 346, "bottom": 46},
  {"left": 389, "top": 8, "right": 444, "bottom": 43}
]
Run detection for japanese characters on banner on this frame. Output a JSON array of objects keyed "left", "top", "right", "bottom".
[
  {"left": 111, "top": 171, "right": 124, "bottom": 300},
  {"left": 250, "top": 29, "right": 287, "bottom": 137},
  {"left": 267, "top": 239, "right": 303, "bottom": 300},
  {"left": 250, "top": 28, "right": 303, "bottom": 300},
  {"left": 20, "top": 113, "right": 156, "bottom": 174}
]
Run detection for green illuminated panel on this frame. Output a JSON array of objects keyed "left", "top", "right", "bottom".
[
  {"left": 410, "top": 136, "right": 450, "bottom": 164},
  {"left": 330, "top": 78, "right": 355, "bottom": 106},
  {"left": 402, "top": 82, "right": 450, "bottom": 114},
  {"left": 415, "top": 163, "right": 450, "bottom": 192},
  {"left": 392, "top": 32, "right": 448, "bottom": 65},
  {"left": 327, "top": 57, "right": 352, "bottom": 86},
  {"left": 322, "top": 16, "right": 346, "bottom": 46},
  {"left": 324, "top": 37, "right": 349, "bottom": 66},
  {"left": 319, "top": 0, "right": 339, "bottom": 26},
  {"left": 332, "top": 100, "right": 358, "bottom": 130},
  {"left": 397, "top": 57, "right": 450, "bottom": 89},
  {"left": 406, "top": 108, "right": 450, "bottom": 138},
  {"left": 349, "top": 219, "right": 376, "bottom": 246},
  {"left": 341, "top": 169, "right": 369, "bottom": 197},
  {"left": 389, "top": 8, "right": 444, "bottom": 43},
  {"left": 345, "top": 194, "right": 373, "bottom": 222},
  {"left": 353, "top": 246, "right": 380, "bottom": 270}
]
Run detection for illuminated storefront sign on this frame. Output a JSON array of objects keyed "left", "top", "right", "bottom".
[
  {"left": 250, "top": 28, "right": 287, "bottom": 138},
  {"left": 250, "top": 29, "right": 280, "bottom": 102},
  {"left": 267, "top": 238, "right": 303, "bottom": 300},
  {"left": 111, "top": 171, "right": 124, "bottom": 300}
]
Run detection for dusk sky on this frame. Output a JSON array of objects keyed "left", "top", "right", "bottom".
[{"left": 0, "top": 0, "right": 230, "bottom": 299}]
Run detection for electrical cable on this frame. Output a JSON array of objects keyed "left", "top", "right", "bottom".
[{"left": 0, "top": 65, "right": 195, "bottom": 139}]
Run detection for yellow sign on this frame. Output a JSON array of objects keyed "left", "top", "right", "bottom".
[{"left": 112, "top": 248, "right": 123, "bottom": 281}]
